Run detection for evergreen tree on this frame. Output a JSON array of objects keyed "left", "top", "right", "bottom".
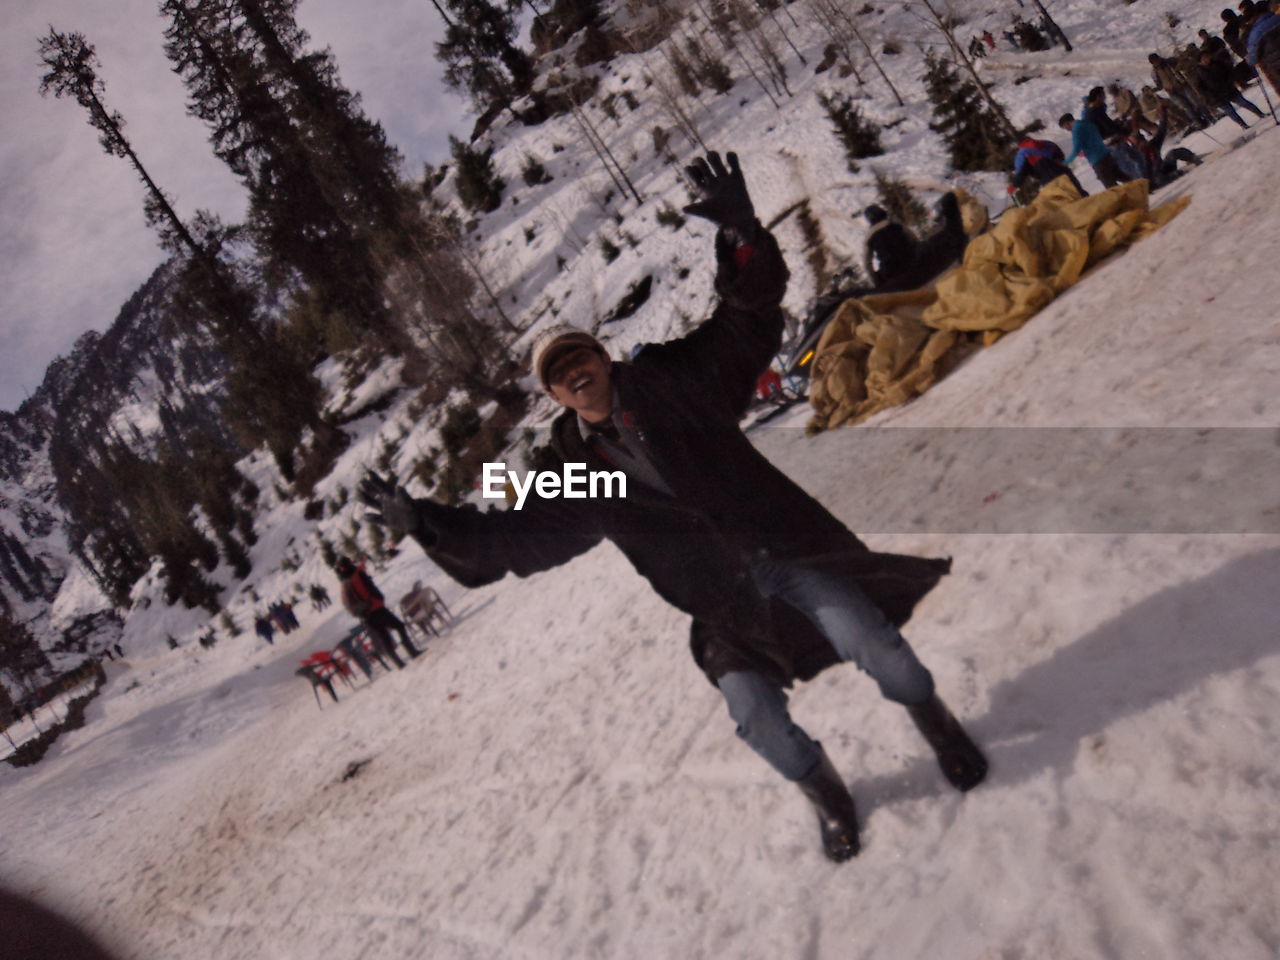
[
  {"left": 434, "top": 0, "right": 535, "bottom": 115},
  {"left": 450, "top": 136, "right": 506, "bottom": 213},
  {"left": 38, "top": 29, "right": 206, "bottom": 261},
  {"left": 161, "top": 0, "right": 405, "bottom": 351},
  {"left": 873, "top": 169, "right": 930, "bottom": 236},
  {"left": 0, "top": 604, "right": 52, "bottom": 698},
  {"left": 922, "top": 51, "right": 1017, "bottom": 172},
  {"left": 167, "top": 1, "right": 517, "bottom": 402},
  {"left": 817, "top": 91, "right": 884, "bottom": 172}
]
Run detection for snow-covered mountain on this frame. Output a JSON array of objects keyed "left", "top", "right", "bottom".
[
  {"left": 4, "top": 0, "right": 1279, "bottom": 955},
  {"left": 0, "top": 258, "right": 235, "bottom": 680}
]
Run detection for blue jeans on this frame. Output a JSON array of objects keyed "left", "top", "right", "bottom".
[{"left": 717, "top": 558, "right": 935, "bottom": 781}]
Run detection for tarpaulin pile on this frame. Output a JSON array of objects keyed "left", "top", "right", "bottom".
[{"left": 806, "top": 177, "right": 1189, "bottom": 432}]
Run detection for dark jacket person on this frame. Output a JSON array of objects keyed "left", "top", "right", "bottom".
[
  {"left": 361, "top": 153, "right": 985, "bottom": 864},
  {"left": 862, "top": 205, "right": 915, "bottom": 286}
]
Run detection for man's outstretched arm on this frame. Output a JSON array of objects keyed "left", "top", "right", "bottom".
[
  {"left": 638, "top": 151, "right": 790, "bottom": 414},
  {"left": 359, "top": 472, "right": 602, "bottom": 589}
]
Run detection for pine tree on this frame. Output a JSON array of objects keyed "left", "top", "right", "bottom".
[
  {"left": 38, "top": 29, "right": 206, "bottom": 261},
  {"left": 873, "top": 169, "right": 930, "bottom": 236},
  {"left": 161, "top": 0, "right": 404, "bottom": 352},
  {"left": 922, "top": 51, "right": 1017, "bottom": 172},
  {"left": 434, "top": 0, "right": 535, "bottom": 115},
  {"left": 817, "top": 91, "right": 883, "bottom": 172},
  {"left": 0, "top": 605, "right": 53, "bottom": 699},
  {"left": 38, "top": 26, "right": 320, "bottom": 552},
  {"left": 450, "top": 136, "right": 506, "bottom": 213},
  {"left": 167, "top": 1, "right": 518, "bottom": 403}
]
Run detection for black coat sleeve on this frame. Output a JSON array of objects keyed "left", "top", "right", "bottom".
[
  {"left": 632, "top": 222, "right": 790, "bottom": 418},
  {"left": 412, "top": 496, "right": 604, "bottom": 589}
]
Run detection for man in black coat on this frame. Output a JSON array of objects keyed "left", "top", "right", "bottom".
[
  {"left": 361, "top": 153, "right": 985, "bottom": 863},
  {"left": 862, "top": 204, "right": 916, "bottom": 288}
]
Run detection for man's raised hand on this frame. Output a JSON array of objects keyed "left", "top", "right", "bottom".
[
  {"left": 358, "top": 471, "right": 427, "bottom": 543},
  {"left": 682, "top": 151, "right": 756, "bottom": 229}
]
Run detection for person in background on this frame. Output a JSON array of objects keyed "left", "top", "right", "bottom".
[
  {"left": 861, "top": 205, "right": 915, "bottom": 287},
  {"left": 1246, "top": 3, "right": 1280, "bottom": 92},
  {"left": 1149, "top": 53, "right": 1214, "bottom": 127},
  {"left": 1008, "top": 134, "right": 1088, "bottom": 197},
  {"left": 1109, "top": 83, "right": 1158, "bottom": 135},
  {"left": 1111, "top": 103, "right": 1202, "bottom": 188},
  {"left": 1060, "top": 112, "right": 1128, "bottom": 188},
  {"left": 1223, "top": 7, "right": 1248, "bottom": 58},
  {"left": 254, "top": 614, "right": 275, "bottom": 645},
  {"left": 1081, "top": 86, "right": 1126, "bottom": 139},
  {"left": 1198, "top": 49, "right": 1265, "bottom": 127},
  {"left": 335, "top": 556, "right": 421, "bottom": 667}
]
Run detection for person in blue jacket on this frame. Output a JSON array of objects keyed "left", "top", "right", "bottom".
[
  {"left": 1008, "top": 135, "right": 1088, "bottom": 197},
  {"left": 1247, "top": 7, "right": 1280, "bottom": 92},
  {"left": 1059, "top": 112, "right": 1127, "bottom": 188}
]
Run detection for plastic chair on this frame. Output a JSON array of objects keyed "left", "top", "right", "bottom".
[
  {"left": 296, "top": 662, "right": 340, "bottom": 708},
  {"left": 400, "top": 583, "right": 453, "bottom": 640}
]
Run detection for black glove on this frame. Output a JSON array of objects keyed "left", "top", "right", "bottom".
[
  {"left": 682, "top": 151, "right": 756, "bottom": 231},
  {"left": 358, "top": 472, "right": 438, "bottom": 547}
]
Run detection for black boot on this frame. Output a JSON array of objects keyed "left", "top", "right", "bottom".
[
  {"left": 796, "top": 748, "right": 860, "bottom": 863},
  {"left": 907, "top": 695, "right": 987, "bottom": 792}
]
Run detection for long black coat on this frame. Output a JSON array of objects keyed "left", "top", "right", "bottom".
[{"left": 419, "top": 228, "right": 950, "bottom": 687}]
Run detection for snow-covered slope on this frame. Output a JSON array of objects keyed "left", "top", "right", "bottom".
[
  {"left": 4, "top": 0, "right": 1280, "bottom": 956},
  {"left": 3, "top": 109, "right": 1278, "bottom": 960}
]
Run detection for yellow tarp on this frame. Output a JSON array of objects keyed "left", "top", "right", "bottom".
[{"left": 806, "top": 179, "right": 1189, "bottom": 432}]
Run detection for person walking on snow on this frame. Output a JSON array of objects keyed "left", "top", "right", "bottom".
[
  {"left": 1197, "top": 50, "right": 1265, "bottom": 127},
  {"left": 1060, "top": 112, "right": 1127, "bottom": 188},
  {"left": 360, "top": 152, "right": 987, "bottom": 864},
  {"left": 1008, "top": 135, "right": 1088, "bottom": 197},
  {"left": 335, "top": 556, "right": 421, "bottom": 667}
]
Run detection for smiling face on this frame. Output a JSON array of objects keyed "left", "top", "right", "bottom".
[{"left": 545, "top": 346, "right": 613, "bottom": 423}]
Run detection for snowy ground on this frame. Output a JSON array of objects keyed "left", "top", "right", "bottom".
[
  {"left": 8, "top": 0, "right": 1280, "bottom": 952},
  {"left": 4, "top": 115, "right": 1279, "bottom": 958}
]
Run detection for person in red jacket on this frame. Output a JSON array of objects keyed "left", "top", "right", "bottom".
[
  {"left": 335, "top": 556, "right": 421, "bottom": 667},
  {"left": 1008, "top": 135, "right": 1088, "bottom": 197}
]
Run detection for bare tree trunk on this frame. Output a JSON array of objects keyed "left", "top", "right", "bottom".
[
  {"left": 650, "top": 67, "right": 710, "bottom": 149},
  {"left": 757, "top": 0, "right": 807, "bottom": 60},
  {"left": 1029, "top": 0, "right": 1072, "bottom": 51},
  {"left": 849, "top": 22, "right": 904, "bottom": 106},
  {"left": 568, "top": 106, "right": 633, "bottom": 203},
  {"left": 728, "top": 0, "right": 791, "bottom": 98},
  {"left": 428, "top": 0, "right": 453, "bottom": 26},
  {"left": 570, "top": 102, "right": 644, "bottom": 203},
  {"left": 693, "top": 0, "right": 783, "bottom": 107}
]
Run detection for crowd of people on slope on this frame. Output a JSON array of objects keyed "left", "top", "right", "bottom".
[
  {"left": 253, "top": 600, "right": 300, "bottom": 645},
  {"left": 1006, "top": 3, "right": 1280, "bottom": 202},
  {"left": 240, "top": 562, "right": 423, "bottom": 673},
  {"left": 968, "top": 14, "right": 1067, "bottom": 58}
]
